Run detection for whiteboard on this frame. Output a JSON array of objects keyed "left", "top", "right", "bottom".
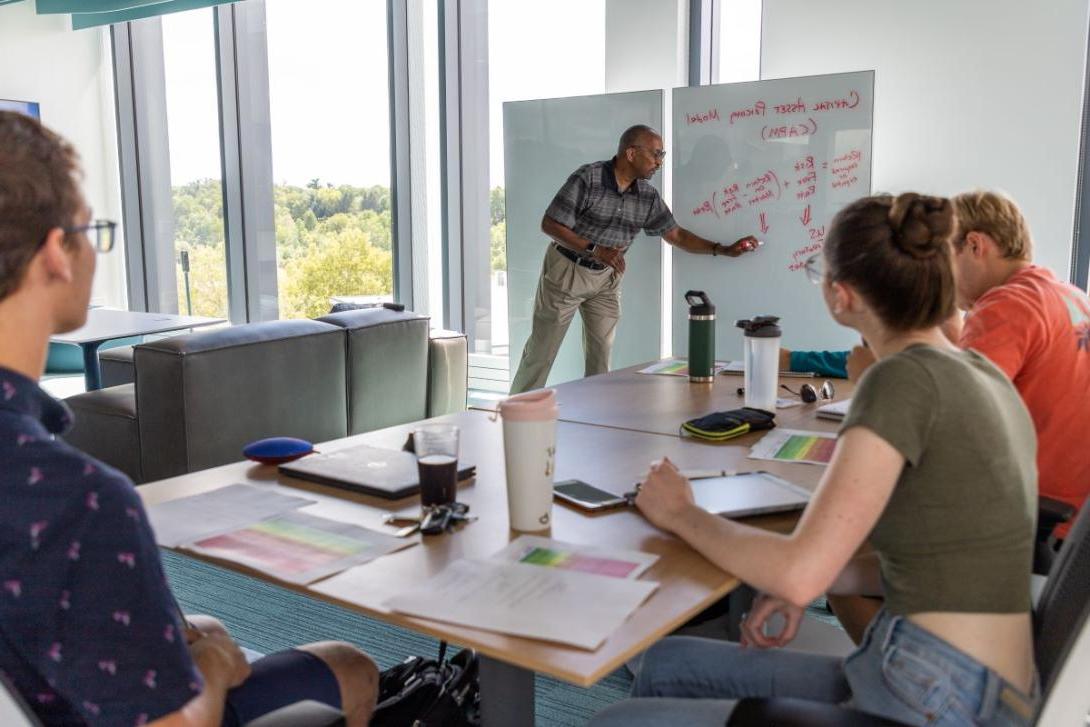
[
  {"left": 670, "top": 71, "right": 874, "bottom": 358},
  {"left": 504, "top": 91, "right": 663, "bottom": 388}
]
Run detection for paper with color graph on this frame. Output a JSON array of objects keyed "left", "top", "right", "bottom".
[
  {"left": 385, "top": 559, "right": 658, "bottom": 650},
  {"left": 637, "top": 358, "right": 732, "bottom": 377},
  {"left": 148, "top": 483, "right": 316, "bottom": 547},
  {"left": 493, "top": 535, "right": 658, "bottom": 580},
  {"left": 184, "top": 511, "right": 413, "bottom": 585},
  {"left": 749, "top": 429, "right": 837, "bottom": 466}
]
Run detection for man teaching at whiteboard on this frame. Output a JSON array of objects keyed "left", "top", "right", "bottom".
[{"left": 509, "top": 124, "right": 759, "bottom": 394}]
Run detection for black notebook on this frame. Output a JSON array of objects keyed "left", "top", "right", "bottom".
[{"left": 279, "top": 444, "right": 475, "bottom": 500}]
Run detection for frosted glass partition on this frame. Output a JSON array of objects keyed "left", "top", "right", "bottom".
[
  {"left": 670, "top": 71, "right": 874, "bottom": 359},
  {"left": 504, "top": 90, "right": 664, "bottom": 388}
]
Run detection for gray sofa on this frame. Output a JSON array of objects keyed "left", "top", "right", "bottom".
[{"left": 64, "top": 309, "right": 467, "bottom": 484}]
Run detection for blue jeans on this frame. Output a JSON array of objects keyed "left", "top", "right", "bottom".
[{"left": 591, "top": 610, "right": 1037, "bottom": 727}]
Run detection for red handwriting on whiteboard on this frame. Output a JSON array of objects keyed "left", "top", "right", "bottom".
[
  {"left": 762, "top": 117, "right": 817, "bottom": 141},
  {"left": 830, "top": 149, "right": 863, "bottom": 190},
  {"left": 728, "top": 101, "right": 766, "bottom": 125},
  {"left": 787, "top": 227, "right": 826, "bottom": 272},
  {"left": 744, "top": 170, "right": 782, "bottom": 207},
  {"left": 773, "top": 97, "right": 807, "bottom": 115},
  {"left": 810, "top": 90, "right": 860, "bottom": 112},
  {"left": 686, "top": 109, "right": 721, "bottom": 125}
]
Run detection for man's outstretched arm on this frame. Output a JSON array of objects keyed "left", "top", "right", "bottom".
[{"left": 663, "top": 226, "right": 759, "bottom": 257}]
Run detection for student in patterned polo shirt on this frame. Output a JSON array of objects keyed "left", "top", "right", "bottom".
[
  {"left": 0, "top": 112, "right": 378, "bottom": 726},
  {"left": 509, "top": 124, "right": 759, "bottom": 394}
]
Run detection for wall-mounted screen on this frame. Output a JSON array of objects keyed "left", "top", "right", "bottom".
[{"left": 0, "top": 99, "right": 41, "bottom": 119}]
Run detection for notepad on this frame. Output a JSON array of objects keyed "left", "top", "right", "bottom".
[{"left": 816, "top": 398, "right": 851, "bottom": 421}]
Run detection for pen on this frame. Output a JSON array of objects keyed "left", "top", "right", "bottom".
[{"left": 624, "top": 470, "right": 737, "bottom": 504}]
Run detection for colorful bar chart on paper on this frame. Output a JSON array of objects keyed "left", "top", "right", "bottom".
[
  {"left": 186, "top": 511, "right": 410, "bottom": 585},
  {"left": 749, "top": 429, "right": 838, "bottom": 466},
  {"left": 519, "top": 547, "right": 641, "bottom": 578},
  {"left": 494, "top": 535, "right": 659, "bottom": 580}
]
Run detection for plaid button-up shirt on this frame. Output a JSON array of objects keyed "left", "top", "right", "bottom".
[{"left": 544, "top": 157, "right": 677, "bottom": 251}]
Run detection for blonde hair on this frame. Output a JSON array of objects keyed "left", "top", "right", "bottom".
[{"left": 951, "top": 190, "right": 1033, "bottom": 261}]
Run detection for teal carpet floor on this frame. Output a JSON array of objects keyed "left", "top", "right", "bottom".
[{"left": 161, "top": 549, "right": 632, "bottom": 726}]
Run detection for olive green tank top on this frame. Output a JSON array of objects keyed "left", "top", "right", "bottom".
[{"left": 840, "top": 345, "right": 1036, "bottom": 614}]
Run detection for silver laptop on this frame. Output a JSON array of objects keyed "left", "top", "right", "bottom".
[{"left": 690, "top": 471, "right": 810, "bottom": 518}]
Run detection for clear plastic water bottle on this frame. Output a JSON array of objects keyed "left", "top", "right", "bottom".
[{"left": 736, "top": 316, "right": 781, "bottom": 412}]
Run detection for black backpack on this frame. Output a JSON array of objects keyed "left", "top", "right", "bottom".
[{"left": 371, "top": 645, "right": 480, "bottom": 727}]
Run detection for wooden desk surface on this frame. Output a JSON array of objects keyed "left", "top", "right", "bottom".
[
  {"left": 477, "top": 363, "right": 855, "bottom": 438},
  {"left": 140, "top": 402, "right": 839, "bottom": 687}
]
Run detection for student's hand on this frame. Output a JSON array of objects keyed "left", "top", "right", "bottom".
[
  {"left": 740, "top": 592, "right": 804, "bottom": 649},
  {"left": 846, "top": 344, "right": 877, "bottom": 383},
  {"left": 593, "top": 245, "right": 626, "bottom": 274},
  {"left": 723, "top": 235, "right": 759, "bottom": 257},
  {"left": 779, "top": 348, "right": 792, "bottom": 372},
  {"left": 189, "top": 632, "right": 251, "bottom": 690},
  {"left": 635, "top": 457, "right": 696, "bottom": 532}
]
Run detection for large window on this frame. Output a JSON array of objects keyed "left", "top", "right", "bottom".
[
  {"left": 162, "top": 9, "right": 229, "bottom": 318},
  {"left": 265, "top": 0, "right": 394, "bottom": 320},
  {"left": 718, "top": 0, "right": 762, "bottom": 83},
  {"left": 483, "top": 0, "right": 608, "bottom": 372}
]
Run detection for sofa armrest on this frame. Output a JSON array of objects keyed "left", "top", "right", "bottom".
[
  {"left": 428, "top": 330, "right": 468, "bottom": 417},
  {"left": 63, "top": 384, "right": 142, "bottom": 483},
  {"left": 99, "top": 345, "right": 136, "bottom": 388}
]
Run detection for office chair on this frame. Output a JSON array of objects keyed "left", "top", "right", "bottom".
[
  {"left": 726, "top": 489, "right": 1090, "bottom": 726},
  {"left": 0, "top": 672, "right": 344, "bottom": 727}
]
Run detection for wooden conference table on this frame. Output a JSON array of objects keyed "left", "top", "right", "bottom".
[
  {"left": 52, "top": 308, "right": 224, "bottom": 391},
  {"left": 139, "top": 363, "right": 853, "bottom": 726}
]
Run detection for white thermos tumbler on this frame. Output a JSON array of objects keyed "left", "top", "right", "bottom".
[
  {"left": 736, "top": 316, "right": 782, "bottom": 412},
  {"left": 497, "top": 388, "right": 558, "bottom": 531}
]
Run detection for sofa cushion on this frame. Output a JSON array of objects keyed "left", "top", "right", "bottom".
[
  {"left": 135, "top": 319, "right": 349, "bottom": 481},
  {"left": 100, "top": 345, "right": 136, "bottom": 388},
  {"left": 63, "top": 384, "right": 142, "bottom": 483},
  {"left": 427, "top": 330, "right": 468, "bottom": 418},
  {"left": 317, "top": 308, "right": 430, "bottom": 434}
]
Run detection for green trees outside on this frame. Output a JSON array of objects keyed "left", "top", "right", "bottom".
[{"left": 172, "top": 180, "right": 507, "bottom": 319}]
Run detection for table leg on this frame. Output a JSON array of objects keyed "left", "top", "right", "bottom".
[
  {"left": 81, "top": 342, "right": 104, "bottom": 391},
  {"left": 479, "top": 655, "right": 535, "bottom": 727}
]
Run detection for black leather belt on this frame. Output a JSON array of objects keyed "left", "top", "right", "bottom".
[{"left": 554, "top": 242, "right": 606, "bottom": 270}]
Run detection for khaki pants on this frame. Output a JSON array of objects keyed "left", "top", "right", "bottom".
[{"left": 510, "top": 244, "right": 622, "bottom": 394}]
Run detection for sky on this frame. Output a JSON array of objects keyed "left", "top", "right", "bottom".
[{"left": 160, "top": 0, "right": 759, "bottom": 190}]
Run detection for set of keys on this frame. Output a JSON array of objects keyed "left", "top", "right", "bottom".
[{"left": 383, "top": 501, "right": 477, "bottom": 537}]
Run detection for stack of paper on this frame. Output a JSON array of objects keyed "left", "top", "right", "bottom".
[
  {"left": 385, "top": 536, "right": 659, "bottom": 650},
  {"left": 816, "top": 398, "right": 852, "bottom": 421},
  {"left": 749, "top": 428, "right": 838, "bottom": 466},
  {"left": 147, "top": 483, "right": 412, "bottom": 585}
]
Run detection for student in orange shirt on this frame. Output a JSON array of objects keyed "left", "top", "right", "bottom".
[
  {"left": 829, "top": 190, "right": 1090, "bottom": 643},
  {"left": 951, "top": 190, "right": 1090, "bottom": 540}
]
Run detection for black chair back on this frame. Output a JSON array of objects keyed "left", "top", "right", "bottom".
[{"left": 1034, "top": 501, "right": 1090, "bottom": 690}]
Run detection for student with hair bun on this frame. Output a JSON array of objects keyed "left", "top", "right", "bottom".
[{"left": 591, "top": 193, "right": 1039, "bottom": 727}]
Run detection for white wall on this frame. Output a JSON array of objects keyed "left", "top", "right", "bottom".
[
  {"left": 762, "top": 0, "right": 1089, "bottom": 279},
  {"left": 604, "top": 0, "right": 688, "bottom": 92},
  {"left": 0, "top": 2, "right": 126, "bottom": 308}
]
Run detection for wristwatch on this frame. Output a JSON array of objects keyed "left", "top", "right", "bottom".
[
  {"left": 584, "top": 242, "right": 597, "bottom": 257},
  {"left": 712, "top": 242, "right": 722, "bottom": 256}
]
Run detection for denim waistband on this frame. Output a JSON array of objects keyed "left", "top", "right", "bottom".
[{"left": 860, "top": 609, "right": 1037, "bottom": 723}]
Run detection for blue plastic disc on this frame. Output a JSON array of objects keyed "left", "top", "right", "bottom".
[{"left": 242, "top": 437, "right": 315, "bottom": 465}]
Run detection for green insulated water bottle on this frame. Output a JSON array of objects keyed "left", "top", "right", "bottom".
[{"left": 686, "top": 290, "right": 716, "bottom": 383}]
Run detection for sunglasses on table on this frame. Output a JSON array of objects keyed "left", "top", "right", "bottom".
[{"left": 782, "top": 380, "right": 836, "bottom": 403}]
